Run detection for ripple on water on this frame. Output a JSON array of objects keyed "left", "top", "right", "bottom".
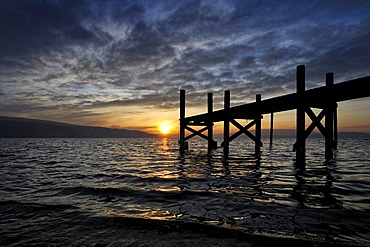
[{"left": 0, "top": 137, "right": 369, "bottom": 246}]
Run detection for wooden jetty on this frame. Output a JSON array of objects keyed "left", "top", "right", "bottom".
[{"left": 179, "top": 65, "right": 370, "bottom": 160}]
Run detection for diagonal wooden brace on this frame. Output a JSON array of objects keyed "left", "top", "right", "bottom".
[
  {"left": 221, "top": 119, "right": 262, "bottom": 147},
  {"left": 293, "top": 108, "right": 325, "bottom": 151},
  {"left": 305, "top": 107, "right": 326, "bottom": 138},
  {"left": 184, "top": 126, "right": 209, "bottom": 141}
]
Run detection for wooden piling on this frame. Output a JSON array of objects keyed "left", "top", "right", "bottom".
[
  {"left": 223, "top": 90, "right": 230, "bottom": 158},
  {"left": 325, "top": 72, "right": 334, "bottom": 159},
  {"left": 207, "top": 93, "right": 217, "bottom": 151},
  {"left": 334, "top": 108, "right": 338, "bottom": 149},
  {"left": 296, "top": 65, "right": 306, "bottom": 160},
  {"left": 269, "top": 112, "right": 274, "bottom": 146},
  {"left": 179, "top": 89, "right": 186, "bottom": 153},
  {"left": 255, "top": 94, "right": 262, "bottom": 154}
]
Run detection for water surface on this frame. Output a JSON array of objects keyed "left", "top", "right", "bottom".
[{"left": 1, "top": 137, "right": 369, "bottom": 246}]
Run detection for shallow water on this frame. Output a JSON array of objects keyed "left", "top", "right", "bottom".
[{"left": 1, "top": 137, "right": 370, "bottom": 246}]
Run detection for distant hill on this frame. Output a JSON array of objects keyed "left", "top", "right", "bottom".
[{"left": 0, "top": 116, "right": 155, "bottom": 138}]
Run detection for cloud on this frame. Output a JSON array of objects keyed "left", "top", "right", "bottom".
[
  {"left": 0, "top": 0, "right": 369, "bottom": 127},
  {"left": 307, "top": 17, "right": 370, "bottom": 81}
]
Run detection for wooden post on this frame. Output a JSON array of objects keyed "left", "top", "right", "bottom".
[
  {"left": 269, "top": 112, "right": 274, "bottom": 146},
  {"left": 296, "top": 65, "right": 306, "bottom": 160},
  {"left": 255, "top": 94, "right": 262, "bottom": 154},
  {"left": 325, "top": 72, "right": 334, "bottom": 159},
  {"left": 334, "top": 107, "right": 338, "bottom": 149},
  {"left": 207, "top": 93, "right": 216, "bottom": 151},
  {"left": 179, "top": 89, "right": 186, "bottom": 154},
  {"left": 223, "top": 90, "right": 230, "bottom": 159}
]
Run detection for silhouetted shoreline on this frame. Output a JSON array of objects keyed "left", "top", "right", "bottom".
[{"left": 0, "top": 116, "right": 155, "bottom": 138}]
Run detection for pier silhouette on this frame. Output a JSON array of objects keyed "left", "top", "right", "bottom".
[{"left": 179, "top": 65, "right": 370, "bottom": 160}]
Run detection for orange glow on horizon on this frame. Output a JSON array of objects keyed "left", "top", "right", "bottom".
[{"left": 88, "top": 99, "right": 370, "bottom": 136}]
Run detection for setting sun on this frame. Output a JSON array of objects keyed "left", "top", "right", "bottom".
[{"left": 159, "top": 122, "right": 172, "bottom": 135}]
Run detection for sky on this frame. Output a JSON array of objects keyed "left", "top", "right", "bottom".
[{"left": 0, "top": 0, "right": 369, "bottom": 135}]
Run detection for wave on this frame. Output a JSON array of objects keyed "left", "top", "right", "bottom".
[
  {"left": 1, "top": 138, "right": 370, "bottom": 246},
  {"left": 1, "top": 199, "right": 363, "bottom": 247},
  {"left": 57, "top": 185, "right": 222, "bottom": 203}
]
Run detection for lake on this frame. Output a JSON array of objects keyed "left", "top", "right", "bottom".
[{"left": 1, "top": 137, "right": 369, "bottom": 246}]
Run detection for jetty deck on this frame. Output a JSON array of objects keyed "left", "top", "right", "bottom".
[
  {"left": 185, "top": 76, "right": 370, "bottom": 123},
  {"left": 179, "top": 65, "right": 370, "bottom": 160}
]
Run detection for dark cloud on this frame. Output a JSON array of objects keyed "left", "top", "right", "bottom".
[
  {"left": 0, "top": 0, "right": 369, "bottom": 126},
  {"left": 307, "top": 17, "right": 370, "bottom": 81}
]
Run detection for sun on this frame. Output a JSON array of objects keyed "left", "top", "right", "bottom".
[{"left": 159, "top": 122, "right": 172, "bottom": 135}]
